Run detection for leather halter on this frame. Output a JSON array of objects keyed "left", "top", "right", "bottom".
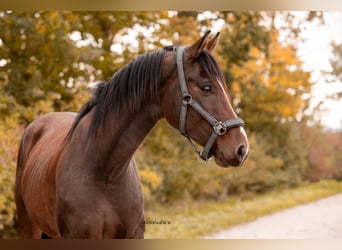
[{"left": 176, "top": 46, "right": 244, "bottom": 161}]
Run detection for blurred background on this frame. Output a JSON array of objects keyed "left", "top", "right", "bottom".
[{"left": 0, "top": 11, "right": 341, "bottom": 238}]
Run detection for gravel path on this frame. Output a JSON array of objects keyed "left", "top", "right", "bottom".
[{"left": 204, "top": 193, "right": 342, "bottom": 239}]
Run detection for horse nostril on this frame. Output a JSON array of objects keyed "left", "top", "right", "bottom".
[{"left": 237, "top": 145, "right": 246, "bottom": 162}]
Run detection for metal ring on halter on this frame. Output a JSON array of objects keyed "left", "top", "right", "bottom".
[{"left": 213, "top": 121, "right": 227, "bottom": 136}]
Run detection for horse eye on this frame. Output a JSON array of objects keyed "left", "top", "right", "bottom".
[{"left": 200, "top": 86, "right": 212, "bottom": 93}]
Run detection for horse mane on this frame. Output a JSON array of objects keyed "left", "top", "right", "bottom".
[
  {"left": 65, "top": 45, "right": 225, "bottom": 140},
  {"left": 66, "top": 48, "right": 166, "bottom": 139}
]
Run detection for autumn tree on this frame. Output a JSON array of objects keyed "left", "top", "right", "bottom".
[
  {"left": 0, "top": 12, "right": 91, "bottom": 123},
  {"left": 231, "top": 31, "right": 312, "bottom": 132},
  {"left": 68, "top": 12, "right": 171, "bottom": 80},
  {"left": 0, "top": 11, "right": 170, "bottom": 123},
  {"left": 302, "top": 126, "right": 342, "bottom": 181},
  {"left": 227, "top": 28, "right": 312, "bottom": 183}
]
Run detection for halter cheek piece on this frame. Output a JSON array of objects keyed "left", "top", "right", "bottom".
[{"left": 176, "top": 46, "right": 244, "bottom": 161}]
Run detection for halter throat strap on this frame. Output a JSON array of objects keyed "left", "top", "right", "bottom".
[{"left": 176, "top": 46, "right": 244, "bottom": 161}]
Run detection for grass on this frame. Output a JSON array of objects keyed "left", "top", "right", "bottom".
[{"left": 144, "top": 179, "right": 342, "bottom": 239}]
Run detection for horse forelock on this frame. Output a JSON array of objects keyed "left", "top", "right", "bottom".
[{"left": 197, "top": 50, "right": 226, "bottom": 88}]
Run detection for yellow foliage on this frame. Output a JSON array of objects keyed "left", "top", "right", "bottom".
[
  {"left": 0, "top": 116, "right": 23, "bottom": 237},
  {"left": 243, "top": 133, "right": 283, "bottom": 170},
  {"left": 139, "top": 168, "right": 162, "bottom": 203},
  {"left": 231, "top": 31, "right": 312, "bottom": 123},
  {"left": 61, "top": 85, "right": 91, "bottom": 112},
  {"left": 140, "top": 168, "right": 162, "bottom": 191}
]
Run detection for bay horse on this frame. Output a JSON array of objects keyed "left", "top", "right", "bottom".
[{"left": 15, "top": 31, "right": 249, "bottom": 239}]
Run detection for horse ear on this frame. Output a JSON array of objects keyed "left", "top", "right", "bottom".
[
  {"left": 206, "top": 32, "right": 220, "bottom": 52},
  {"left": 186, "top": 30, "right": 211, "bottom": 60}
]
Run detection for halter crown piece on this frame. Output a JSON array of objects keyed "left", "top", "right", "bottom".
[{"left": 176, "top": 46, "right": 245, "bottom": 162}]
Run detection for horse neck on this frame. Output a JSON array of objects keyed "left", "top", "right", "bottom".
[{"left": 83, "top": 102, "right": 162, "bottom": 182}]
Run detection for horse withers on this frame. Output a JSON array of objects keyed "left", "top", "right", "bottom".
[{"left": 15, "top": 31, "right": 249, "bottom": 239}]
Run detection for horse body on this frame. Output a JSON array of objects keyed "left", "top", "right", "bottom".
[
  {"left": 15, "top": 31, "right": 249, "bottom": 238},
  {"left": 16, "top": 108, "right": 152, "bottom": 238}
]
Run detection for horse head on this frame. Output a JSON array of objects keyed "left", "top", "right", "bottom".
[{"left": 160, "top": 31, "right": 249, "bottom": 167}]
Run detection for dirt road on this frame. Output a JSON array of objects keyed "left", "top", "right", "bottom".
[{"left": 204, "top": 193, "right": 342, "bottom": 239}]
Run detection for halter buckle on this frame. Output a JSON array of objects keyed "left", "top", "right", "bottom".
[
  {"left": 182, "top": 94, "right": 192, "bottom": 103},
  {"left": 213, "top": 121, "right": 227, "bottom": 135}
]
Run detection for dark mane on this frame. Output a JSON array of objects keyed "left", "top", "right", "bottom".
[
  {"left": 66, "top": 46, "right": 225, "bottom": 140},
  {"left": 66, "top": 48, "right": 166, "bottom": 139}
]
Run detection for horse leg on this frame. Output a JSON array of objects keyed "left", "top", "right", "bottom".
[
  {"left": 58, "top": 214, "right": 105, "bottom": 239},
  {"left": 127, "top": 218, "right": 145, "bottom": 239}
]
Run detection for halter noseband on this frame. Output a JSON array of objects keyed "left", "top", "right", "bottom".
[{"left": 176, "top": 46, "right": 244, "bottom": 161}]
